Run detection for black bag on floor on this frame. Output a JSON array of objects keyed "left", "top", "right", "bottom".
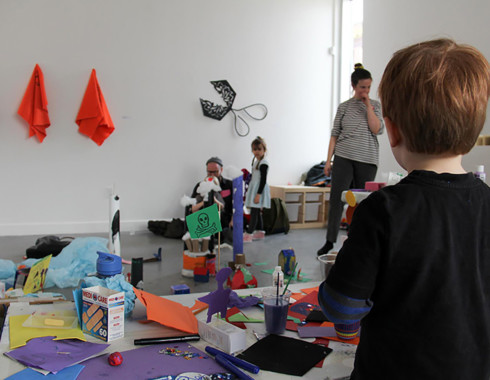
[
  {"left": 262, "top": 198, "right": 290, "bottom": 235},
  {"left": 148, "top": 220, "right": 167, "bottom": 236},
  {"left": 305, "top": 161, "right": 331, "bottom": 187},
  {"left": 148, "top": 218, "right": 185, "bottom": 239},
  {"left": 26, "top": 235, "right": 73, "bottom": 259}
]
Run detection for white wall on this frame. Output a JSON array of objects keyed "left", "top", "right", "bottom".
[
  {"left": 364, "top": 0, "right": 490, "bottom": 180},
  {"left": 0, "top": 0, "right": 336, "bottom": 236}
]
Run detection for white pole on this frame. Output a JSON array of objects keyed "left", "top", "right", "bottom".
[{"left": 109, "top": 187, "right": 121, "bottom": 256}]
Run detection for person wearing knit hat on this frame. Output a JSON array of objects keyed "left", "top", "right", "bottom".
[{"left": 206, "top": 156, "right": 223, "bottom": 167}]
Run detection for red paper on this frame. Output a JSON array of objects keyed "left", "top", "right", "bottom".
[
  {"left": 17, "top": 64, "right": 50, "bottom": 142},
  {"left": 76, "top": 69, "right": 114, "bottom": 145},
  {"left": 225, "top": 307, "right": 246, "bottom": 329},
  {"left": 300, "top": 286, "right": 320, "bottom": 295}
]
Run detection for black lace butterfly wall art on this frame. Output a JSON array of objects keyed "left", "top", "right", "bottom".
[{"left": 199, "top": 80, "right": 268, "bottom": 137}]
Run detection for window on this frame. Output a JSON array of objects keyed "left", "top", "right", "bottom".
[{"left": 340, "top": 0, "right": 364, "bottom": 101}]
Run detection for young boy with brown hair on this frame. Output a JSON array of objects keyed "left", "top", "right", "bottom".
[{"left": 318, "top": 39, "right": 490, "bottom": 379}]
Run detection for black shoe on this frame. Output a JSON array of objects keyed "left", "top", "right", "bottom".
[{"left": 317, "top": 241, "right": 334, "bottom": 256}]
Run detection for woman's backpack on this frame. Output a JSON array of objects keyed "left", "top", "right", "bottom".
[{"left": 305, "top": 161, "right": 330, "bottom": 187}]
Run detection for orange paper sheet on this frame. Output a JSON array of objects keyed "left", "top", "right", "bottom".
[
  {"left": 133, "top": 288, "right": 198, "bottom": 334},
  {"left": 300, "top": 286, "right": 320, "bottom": 295},
  {"left": 17, "top": 64, "right": 51, "bottom": 142},
  {"left": 190, "top": 299, "right": 209, "bottom": 315},
  {"left": 76, "top": 69, "right": 114, "bottom": 146}
]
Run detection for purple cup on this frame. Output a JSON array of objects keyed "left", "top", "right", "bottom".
[{"left": 262, "top": 288, "right": 291, "bottom": 335}]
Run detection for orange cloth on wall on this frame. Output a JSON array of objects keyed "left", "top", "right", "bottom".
[
  {"left": 76, "top": 69, "right": 115, "bottom": 146},
  {"left": 17, "top": 64, "right": 51, "bottom": 143}
]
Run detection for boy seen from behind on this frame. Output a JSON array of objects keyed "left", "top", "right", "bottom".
[{"left": 318, "top": 39, "right": 490, "bottom": 379}]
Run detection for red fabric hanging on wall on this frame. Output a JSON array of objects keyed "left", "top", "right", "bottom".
[
  {"left": 17, "top": 64, "right": 51, "bottom": 143},
  {"left": 76, "top": 69, "right": 115, "bottom": 146}
]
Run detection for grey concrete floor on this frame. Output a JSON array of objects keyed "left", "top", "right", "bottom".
[{"left": 0, "top": 228, "right": 347, "bottom": 299}]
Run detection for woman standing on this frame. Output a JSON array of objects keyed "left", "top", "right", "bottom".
[{"left": 317, "top": 65, "right": 384, "bottom": 256}]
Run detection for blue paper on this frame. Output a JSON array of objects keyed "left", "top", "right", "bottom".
[
  {"left": 21, "top": 237, "right": 108, "bottom": 288},
  {"left": 5, "top": 364, "right": 84, "bottom": 380},
  {"left": 82, "top": 273, "right": 136, "bottom": 314},
  {"left": 0, "top": 258, "right": 16, "bottom": 279},
  {"left": 72, "top": 287, "right": 84, "bottom": 330}
]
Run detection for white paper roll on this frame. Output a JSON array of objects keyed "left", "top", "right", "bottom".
[{"left": 109, "top": 194, "right": 121, "bottom": 256}]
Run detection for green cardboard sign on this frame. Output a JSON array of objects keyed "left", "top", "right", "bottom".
[{"left": 186, "top": 204, "right": 222, "bottom": 239}]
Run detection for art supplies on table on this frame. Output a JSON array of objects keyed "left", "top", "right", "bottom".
[
  {"left": 9, "top": 314, "right": 86, "bottom": 349},
  {"left": 134, "top": 334, "right": 201, "bottom": 346},
  {"left": 133, "top": 287, "right": 198, "bottom": 334},
  {"left": 5, "top": 364, "right": 85, "bottom": 380},
  {"left": 5, "top": 336, "right": 109, "bottom": 373},
  {"left": 198, "top": 316, "right": 246, "bottom": 354},
  {"left": 262, "top": 288, "right": 291, "bottom": 335},
  {"left": 205, "top": 346, "right": 260, "bottom": 374},
  {"left": 237, "top": 334, "right": 332, "bottom": 376},
  {"left": 22, "top": 310, "right": 78, "bottom": 329},
  {"left": 82, "top": 286, "right": 125, "bottom": 342},
  {"left": 77, "top": 342, "right": 226, "bottom": 379}
]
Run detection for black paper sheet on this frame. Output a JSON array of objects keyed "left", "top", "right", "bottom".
[{"left": 237, "top": 334, "right": 332, "bottom": 376}]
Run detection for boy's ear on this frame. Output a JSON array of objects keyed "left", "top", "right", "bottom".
[{"left": 384, "top": 117, "right": 402, "bottom": 147}]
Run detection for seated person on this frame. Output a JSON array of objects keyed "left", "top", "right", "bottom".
[{"left": 185, "top": 157, "right": 234, "bottom": 250}]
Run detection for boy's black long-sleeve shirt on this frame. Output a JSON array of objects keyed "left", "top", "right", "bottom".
[{"left": 320, "top": 170, "right": 490, "bottom": 379}]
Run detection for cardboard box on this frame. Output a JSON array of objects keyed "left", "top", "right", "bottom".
[
  {"left": 198, "top": 316, "right": 246, "bottom": 354},
  {"left": 82, "top": 286, "right": 124, "bottom": 342}
]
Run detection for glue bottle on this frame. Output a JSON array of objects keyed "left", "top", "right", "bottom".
[
  {"left": 272, "top": 266, "right": 284, "bottom": 292},
  {"left": 475, "top": 165, "right": 486, "bottom": 183}
]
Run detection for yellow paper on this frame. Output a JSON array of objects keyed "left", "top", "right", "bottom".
[
  {"left": 9, "top": 314, "right": 85, "bottom": 349},
  {"left": 345, "top": 190, "right": 357, "bottom": 207},
  {"left": 23, "top": 255, "right": 52, "bottom": 294}
]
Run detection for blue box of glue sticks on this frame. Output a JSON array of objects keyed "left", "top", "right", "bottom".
[{"left": 171, "top": 284, "right": 190, "bottom": 294}]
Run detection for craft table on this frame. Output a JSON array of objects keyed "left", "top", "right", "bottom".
[{"left": 0, "top": 282, "right": 356, "bottom": 379}]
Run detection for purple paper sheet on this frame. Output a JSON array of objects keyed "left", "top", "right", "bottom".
[
  {"left": 297, "top": 325, "right": 337, "bottom": 338},
  {"left": 228, "top": 291, "right": 260, "bottom": 308},
  {"left": 77, "top": 342, "right": 226, "bottom": 379},
  {"left": 5, "top": 336, "right": 109, "bottom": 373},
  {"left": 5, "top": 364, "right": 84, "bottom": 380}
]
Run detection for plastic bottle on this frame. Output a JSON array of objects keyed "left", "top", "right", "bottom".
[
  {"left": 475, "top": 165, "right": 486, "bottom": 184},
  {"left": 272, "top": 266, "right": 284, "bottom": 292},
  {"left": 96, "top": 251, "right": 122, "bottom": 279}
]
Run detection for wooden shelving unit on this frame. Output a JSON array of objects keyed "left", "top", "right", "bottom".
[
  {"left": 270, "top": 185, "right": 330, "bottom": 229},
  {"left": 476, "top": 135, "right": 490, "bottom": 146}
]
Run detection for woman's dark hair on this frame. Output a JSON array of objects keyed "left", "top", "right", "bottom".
[{"left": 351, "top": 63, "right": 372, "bottom": 87}]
